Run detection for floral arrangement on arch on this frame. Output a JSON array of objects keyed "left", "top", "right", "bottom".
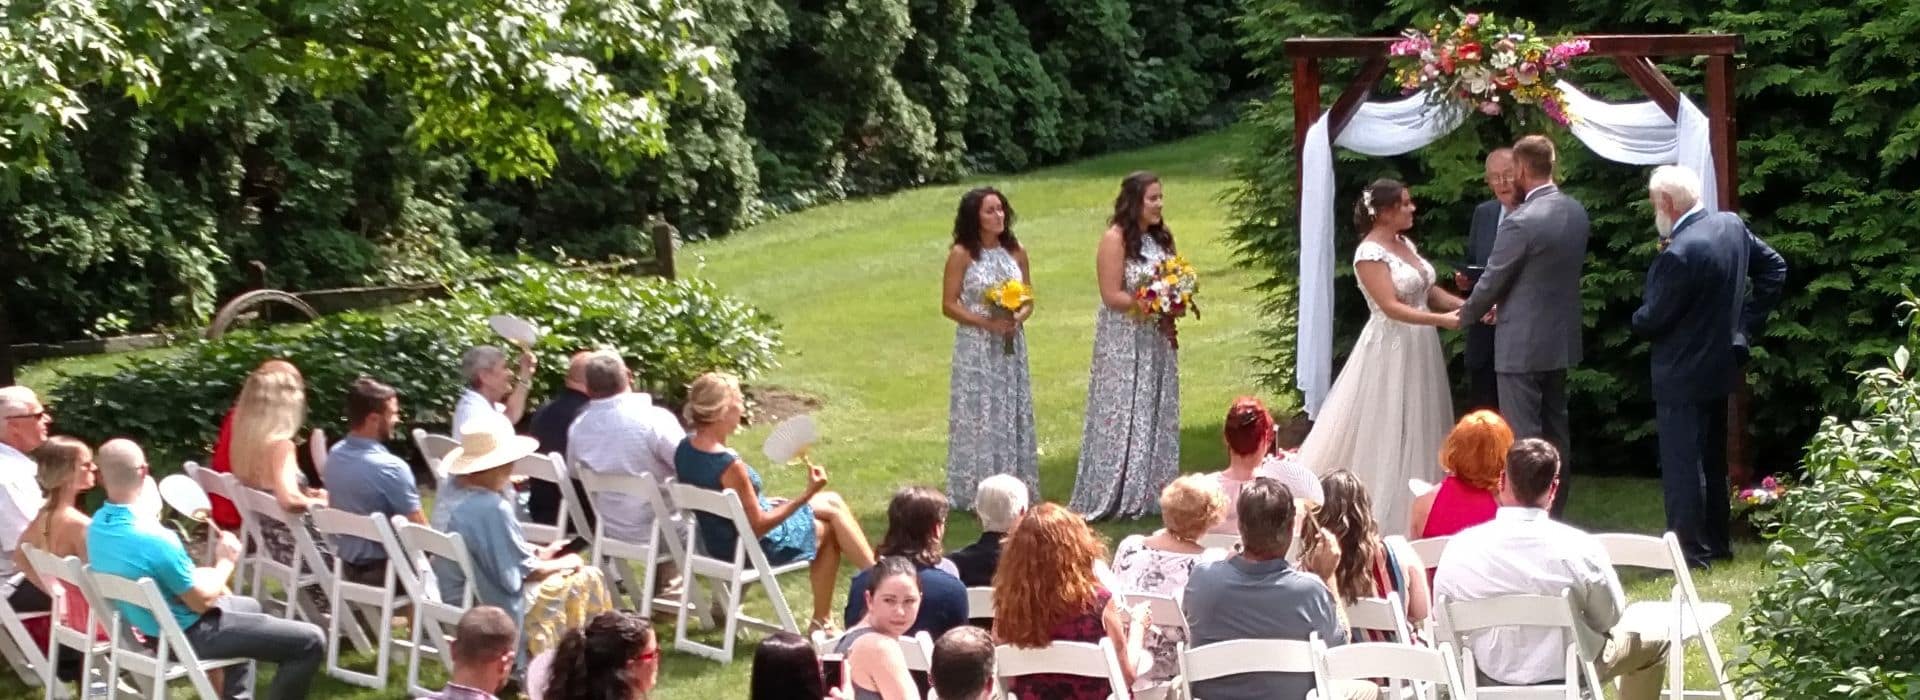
[{"left": 1388, "top": 8, "right": 1591, "bottom": 125}]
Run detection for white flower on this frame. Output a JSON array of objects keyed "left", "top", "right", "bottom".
[
  {"left": 1462, "top": 66, "right": 1494, "bottom": 95},
  {"left": 1490, "top": 51, "right": 1516, "bottom": 70}
]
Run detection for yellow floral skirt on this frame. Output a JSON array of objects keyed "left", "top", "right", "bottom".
[{"left": 520, "top": 567, "right": 614, "bottom": 657}]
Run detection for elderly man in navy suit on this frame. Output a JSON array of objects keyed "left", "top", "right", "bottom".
[
  {"left": 1632, "top": 165, "right": 1786, "bottom": 568},
  {"left": 1456, "top": 148, "right": 1520, "bottom": 411}
]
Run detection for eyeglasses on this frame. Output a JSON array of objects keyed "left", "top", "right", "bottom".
[
  {"left": 1488, "top": 175, "right": 1517, "bottom": 184},
  {"left": 4, "top": 410, "right": 48, "bottom": 422}
]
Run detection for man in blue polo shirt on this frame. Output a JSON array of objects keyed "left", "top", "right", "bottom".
[
  {"left": 89, "top": 438, "right": 324, "bottom": 700},
  {"left": 325, "top": 376, "right": 426, "bottom": 584}
]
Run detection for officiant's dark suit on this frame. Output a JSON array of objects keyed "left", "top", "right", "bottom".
[
  {"left": 1463, "top": 198, "right": 1507, "bottom": 411},
  {"left": 1458, "top": 137, "right": 1590, "bottom": 517},
  {"left": 1633, "top": 207, "right": 1785, "bottom": 567}
]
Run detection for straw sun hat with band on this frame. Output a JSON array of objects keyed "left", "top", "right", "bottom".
[{"left": 441, "top": 421, "right": 540, "bottom": 476}]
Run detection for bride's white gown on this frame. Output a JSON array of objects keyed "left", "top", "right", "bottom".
[{"left": 1298, "top": 236, "right": 1453, "bottom": 531}]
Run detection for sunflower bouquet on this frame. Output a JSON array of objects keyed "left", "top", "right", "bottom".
[
  {"left": 983, "top": 279, "right": 1033, "bottom": 354},
  {"left": 1133, "top": 255, "right": 1200, "bottom": 348}
]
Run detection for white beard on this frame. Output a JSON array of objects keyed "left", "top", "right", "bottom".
[{"left": 1655, "top": 209, "right": 1674, "bottom": 239}]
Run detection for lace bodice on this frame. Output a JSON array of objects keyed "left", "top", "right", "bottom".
[{"left": 1353, "top": 237, "right": 1435, "bottom": 313}]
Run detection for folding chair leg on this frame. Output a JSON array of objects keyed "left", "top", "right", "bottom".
[
  {"left": 720, "top": 576, "right": 746, "bottom": 661},
  {"left": 759, "top": 572, "right": 800, "bottom": 634}
]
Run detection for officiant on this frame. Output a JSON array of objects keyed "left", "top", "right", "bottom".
[{"left": 1456, "top": 148, "right": 1519, "bottom": 411}]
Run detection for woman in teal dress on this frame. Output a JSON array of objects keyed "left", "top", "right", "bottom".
[{"left": 675, "top": 372, "right": 877, "bottom": 633}]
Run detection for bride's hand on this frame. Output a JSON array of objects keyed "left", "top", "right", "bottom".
[{"left": 1436, "top": 310, "right": 1462, "bottom": 330}]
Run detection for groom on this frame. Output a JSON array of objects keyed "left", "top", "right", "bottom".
[{"left": 1457, "top": 135, "right": 1590, "bottom": 516}]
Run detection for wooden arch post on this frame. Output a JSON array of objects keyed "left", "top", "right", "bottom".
[{"left": 1283, "top": 34, "right": 1756, "bottom": 485}]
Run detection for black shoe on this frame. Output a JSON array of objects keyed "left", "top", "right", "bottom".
[{"left": 1685, "top": 557, "right": 1712, "bottom": 572}]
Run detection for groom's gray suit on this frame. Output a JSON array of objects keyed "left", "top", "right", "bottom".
[{"left": 1458, "top": 182, "right": 1590, "bottom": 515}]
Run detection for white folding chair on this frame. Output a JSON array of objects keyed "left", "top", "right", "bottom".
[
  {"left": 21, "top": 546, "right": 113, "bottom": 700},
  {"left": 228, "top": 481, "right": 333, "bottom": 628},
  {"left": 1308, "top": 635, "right": 1468, "bottom": 700},
  {"left": 1124, "top": 590, "right": 1189, "bottom": 638},
  {"left": 393, "top": 517, "right": 478, "bottom": 696},
  {"left": 1406, "top": 535, "right": 1452, "bottom": 570},
  {"left": 1178, "top": 638, "right": 1316, "bottom": 700},
  {"left": 1346, "top": 590, "right": 1416, "bottom": 645},
  {"left": 309, "top": 428, "right": 330, "bottom": 479},
  {"left": 997, "top": 639, "right": 1130, "bottom": 700},
  {"left": 670, "top": 483, "right": 810, "bottom": 662},
  {"left": 1598, "top": 532, "right": 1734, "bottom": 700},
  {"left": 511, "top": 453, "right": 592, "bottom": 545},
  {"left": 577, "top": 469, "right": 691, "bottom": 616},
  {"left": 216, "top": 472, "right": 270, "bottom": 600},
  {"left": 410, "top": 429, "right": 456, "bottom": 486},
  {"left": 1440, "top": 590, "right": 1602, "bottom": 699},
  {"left": 310, "top": 508, "right": 411, "bottom": 689},
  {"left": 86, "top": 567, "right": 254, "bottom": 700},
  {"left": 967, "top": 587, "right": 995, "bottom": 621},
  {"left": 183, "top": 462, "right": 240, "bottom": 581},
  {"left": 1197, "top": 532, "right": 1240, "bottom": 552},
  {"left": 0, "top": 572, "right": 58, "bottom": 696}
]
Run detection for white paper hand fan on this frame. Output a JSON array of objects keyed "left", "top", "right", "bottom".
[
  {"left": 159, "top": 474, "right": 213, "bottom": 522},
  {"left": 488, "top": 314, "right": 540, "bottom": 347},
  {"left": 1407, "top": 478, "right": 1435, "bottom": 497},
  {"left": 132, "top": 476, "right": 164, "bottom": 522},
  {"left": 763, "top": 414, "right": 819, "bottom": 465}
]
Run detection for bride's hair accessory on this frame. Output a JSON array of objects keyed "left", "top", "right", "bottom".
[{"left": 1362, "top": 188, "right": 1376, "bottom": 217}]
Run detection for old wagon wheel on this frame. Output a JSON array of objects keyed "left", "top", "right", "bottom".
[{"left": 205, "top": 289, "right": 320, "bottom": 339}]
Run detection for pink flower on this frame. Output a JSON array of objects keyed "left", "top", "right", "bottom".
[
  {"left": 1495, "top": 38, "right": 1516, "bottom": 53},
  {"left": 1541, "top": 97, "right": 1570, "bottom": 126},
  {"left": 1464, "top": 13, "right": 1481, "bottom": 27},
  {"left": 1457, "top": 42, "right": 1483, "bottom": 61},
  {"left": 1479, "top": 100, "right": 1502, "bottom": 116},
  {"left": 1515, "top": 61, "right": 1541, "bottom": 85},
  {"left": 1761, "top": 476, "right": 1779, "bottom": 490}
]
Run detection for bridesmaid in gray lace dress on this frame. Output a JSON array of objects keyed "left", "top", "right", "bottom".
[
  {"left": 1070, "top": 172, "right": 1181, "bottom": 520},
  {"left": 943, "top": 187, "right": 1039, "bottom": 510}
]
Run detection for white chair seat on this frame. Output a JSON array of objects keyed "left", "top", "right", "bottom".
[{"left": 1619, "top": 599, "right": 1733, "bottom": 641}]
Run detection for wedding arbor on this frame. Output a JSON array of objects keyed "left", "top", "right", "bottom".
[{"left": 1283, "top": 33, "right": 1756, "bottom": 482}]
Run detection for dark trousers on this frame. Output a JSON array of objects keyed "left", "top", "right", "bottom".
[
  {"left": 1498, "top": 369, "right": 1571, "bottom": 516},
  {"left": 526, "top": 478, "right": 597, "bottom": 532},
  {"left": 182, "top": 595, "right": 326, "bottom": 700},
  {"left": 1656, "top": 399, "right": 1731, "bottom": 565},
  {"left": 1467, "top": 362, "right": 1501, "bottom": 413}
]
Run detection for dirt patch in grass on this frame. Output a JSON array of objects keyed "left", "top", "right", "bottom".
[{"left": 747, "top": 386, "right": 822, "bottom": 426}]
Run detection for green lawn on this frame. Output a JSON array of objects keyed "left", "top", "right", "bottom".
[{"left": 8, "top": 127, "right": 1766, "bottom": 698}]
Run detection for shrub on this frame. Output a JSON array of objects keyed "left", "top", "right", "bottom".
[
  {"left": 1733, "top": 292, "right": 1920, "bottom": 697},
  {"left": 45, "top": 264, "right": 781, "bottom": 472},
  {"left": 1226, "top": 0, "right": 1920, "bottom": 474}
]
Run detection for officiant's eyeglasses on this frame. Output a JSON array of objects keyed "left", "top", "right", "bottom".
[{"left": 1487, "top": 174, "right": 1517, "bottom": 184}]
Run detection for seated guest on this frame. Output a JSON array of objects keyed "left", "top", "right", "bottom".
[
  {"left": 427, "top": 605, "right": 519, "bottom": 700},
  {"left": 947, "top": 474, "right": 1026, "bottom": 587},
  {"left": 13, "top": 436, "right": 98, "bottom": 679},
  {"left": 993, "top": 503, "right": 1148, "bottom": 700},
  {"left": 538, "top": 611, "right": 659, "bottom": 700},
  {"left": 568, "top": 351, "right": 686, "bottom": 553},
  {"left": 1408, "top": 410, "right": 1511, "bottom": 539},
  {"left": 1433, "top": 439, "right": 1668, "bottom": 698},
  {"left": 526, "top": 351, "right": 596, "bottom": 528},
  {"left": 0, "top": 386, "right": 50, "bottom": 600},
  {"left": 930, "top": 626, "right": 995, "bottom": 700},
  {"left": 838, "top": 557, "right": 924, "bottom": 700},
  {"left": 207, "top": 360, "right": 300, "bottom": 531},
  {"left": 455, "top": 345, "right": 536, "bottom": 431},
  {"left": 432, "top": 422, "right": 612, "bottom": 662},
  {"left": 1316, "top": 471, "right": 1430, "bottom": 638},
  {"left": 1112, "top": 474, "right": 1227, "bottom": 689},
  {"left": 844, "top": 487, "right": 968, "bottom": 638},
  {"left": 676, "top": 372, "right": 874, "bottom": 634},
  {"left": 1184, "top": 478, "right": 1371, "bottom": 700},
  {"left": 325, "top": 377, "right": 426, "bottom": 584},
  {"left": 749, "top": 631, "right": 827, "bottom": 700},
  {"left": 227, "top": 362, "right": 332, "bottom": 613},
  {"left": 1208, "top": 397, "right": 1321, "bottom": 535},
  {"left": 88, "top": 439, "right": 325, "bottom": 699}
]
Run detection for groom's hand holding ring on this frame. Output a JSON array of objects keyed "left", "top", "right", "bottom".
[{"left": 1482, "top": 305, "right": 1498, "bottom": 325}]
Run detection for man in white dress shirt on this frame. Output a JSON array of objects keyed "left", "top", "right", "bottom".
[
  {"left": 1433, "top": 438, "right": 1667, "bottom": 698},
  {"left": 453, "top": 345, "right": 536, "bottom": 432},
  {"left": 0, "top": 386, "right": 51, "bottom": 597},
  {"left": 566, "top": 351, "right": 686, "bottom": 549}
]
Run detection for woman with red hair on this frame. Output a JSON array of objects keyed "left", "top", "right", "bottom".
[
  {"left": 1206, "top": 397, "right": 1322, "bottom": 534},
  {"left": 993, "top": 503, "right": 1148, "bottom": 699},
  {"left": 1407, "top": 409, "right": 1513, "bottom": 538}
]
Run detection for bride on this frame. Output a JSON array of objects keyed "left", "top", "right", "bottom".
[{"left": 1298, "top": 179, "right": 1462, "bottom": 531}]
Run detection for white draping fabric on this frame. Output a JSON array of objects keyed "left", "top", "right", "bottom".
[{"left": 1295, "top": 82, "right": 1716, "bottom": 418}]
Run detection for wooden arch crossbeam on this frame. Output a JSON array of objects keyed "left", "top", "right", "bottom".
[{"left": 1282, "top": 33, "right": 1760, "bottom": 485}]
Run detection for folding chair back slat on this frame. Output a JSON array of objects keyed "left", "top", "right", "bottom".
[
  {"left": 1123, "top": 591, "right": 1189, "bottom": 636},
  {"left": 393, "top": 518, "right": 479, "bottom": 695},
  {"left": 1309, "top": 638, "right": 1467, "bottom": 700},
  {"left": 86, "top": 567, "right": 251, "bottom": 700},
  {"left": 310, "top": 508, "right": 408, "bottom": 688},
  {"left": 22, "top": 545, "right": 115, "bottom": 700},
  {"left": 411, "top": 430, "right": 456, "bottom": 485},
  {"left": 1407, "top": 536, "right": 1452, "bottom": 569},
  {"left": 577, "top": 468, "right": 689, "bottom": 617},
  {"left": 1346, "top": 590, "right": 1414, "bottom": 645},
  {"left": 1440, "top": 591, "right": 1600, "bottom": 700},
  {"left": 996, "top": 639, "right": 1129, "bottom": 699},
  {"left": 967, "top": 587, "right": 995, "bottom": 620}
]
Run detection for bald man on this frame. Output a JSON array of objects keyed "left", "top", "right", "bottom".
[{"left": 526, "top": 351, "right": 597, "bottom": 526}]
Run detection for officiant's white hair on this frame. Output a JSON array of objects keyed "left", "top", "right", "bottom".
[{"left": 1649, "top": 165, "right": 1702, "bottom": 210}]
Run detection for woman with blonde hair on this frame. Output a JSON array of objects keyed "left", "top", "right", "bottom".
[
  {"left": 675, "top": 371, "right": 874, "bottom": 633},
  {"left": 12, "top": 437, "right": 100, "bottom": 675},
  {"left": 1111, "top": 475, "right": 1226, "bottom": 690},
  {"left": 227, "top": 361, "right": 331, "bottom": 612},
  {"left": 1317, "top": 471, "right": 1429, "bottom": 640},
  {"left": 1408, "top": 409, "right": 1512, "bottom": 539},
  {"left": 993, "top": 503, "right": 1148, "bottom": 699}
]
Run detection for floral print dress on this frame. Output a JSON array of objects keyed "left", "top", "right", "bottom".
[
  {"left": 1111, "top": 535, "right": 1211, "bottom": 688},
  {"left": 947, "top": 245, "right": 1040, "bottom": 509},
  {"left": 1071, "top": 237, "right": 1180, "bottom": 520}
]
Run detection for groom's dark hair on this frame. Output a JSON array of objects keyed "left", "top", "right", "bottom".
[
  {"left": 1505, "top": 438, "right": 1561, "bottom": 505},
  {"left": 1513, "top": 135, "right": 1556, "bottom": 181}
]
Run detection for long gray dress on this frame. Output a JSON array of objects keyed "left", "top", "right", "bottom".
[
  {"left": 1069, "top": 237, "right": 1180, "bottom": 520},
  {"left": 946, "top": 246, "right": 1040, "bottom": 510}
]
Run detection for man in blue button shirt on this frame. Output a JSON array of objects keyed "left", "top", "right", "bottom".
[
  {"left": 325, "top": 377, "right": 426, "bottom": 584},
  {"left": 88, "top": 438, "right": 324, "bottom": 699}
]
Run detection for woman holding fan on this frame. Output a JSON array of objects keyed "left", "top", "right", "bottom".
[
  {"left": 941, "top": 187, "right": 1039, "bottom": 510},
  {"left": 1070, "top": 171, "right": 1183, "bottom": 521}
]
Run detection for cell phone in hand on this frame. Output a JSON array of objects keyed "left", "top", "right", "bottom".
[{"left": 559, "top": 536, "right": 592, "bottom": 556}]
